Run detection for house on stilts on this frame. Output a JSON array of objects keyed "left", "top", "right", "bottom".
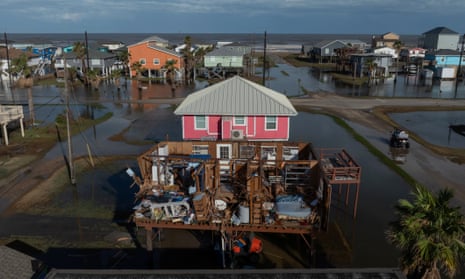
[{"left": 128, "top": 76, "right": 361, "bottom": 268}]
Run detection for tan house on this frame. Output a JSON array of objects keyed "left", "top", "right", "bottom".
[{"left": 371, "top": 32, "right": 400, "bottom": 48}]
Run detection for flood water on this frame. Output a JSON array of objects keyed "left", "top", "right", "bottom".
[
  {"left": 390, "top": 110, "right": 465, "bottom": 149},
  {"left": 1, "top": 59, "right": 464, "bottom": 270}
]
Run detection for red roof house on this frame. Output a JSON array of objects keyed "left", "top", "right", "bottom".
[{"left": 174, "top": 76, "right": 297, "bottom": 141}]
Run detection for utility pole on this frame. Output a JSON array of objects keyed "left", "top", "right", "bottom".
[
  {"left": 3, "top": 32, "right": 12, "bottom": 87},
  {"left": 64, "top": 58, "right": 76, "bottom": 186},
  {"left": 454, "top": 34, "right": 465, "bottom": 98},
  {"left": 84, "top": 31, "right": 90, "bottom": 87},
  {"left": 262, "top": 31, "right": 267, "bottom": 86}
]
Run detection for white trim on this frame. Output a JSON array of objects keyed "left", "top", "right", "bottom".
[
  {"left": 265, "top": 115, "right": 278, "bottom": 131},
  {"left": 234, "top": 115, "right": 246, "bottom": 126},
  {"left": 194, "top": 115, "right": 207, "bottom": 130}
]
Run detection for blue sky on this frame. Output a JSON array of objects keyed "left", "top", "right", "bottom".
[{"left": 1, "top": 0, "right": 464, "bottom": 35}]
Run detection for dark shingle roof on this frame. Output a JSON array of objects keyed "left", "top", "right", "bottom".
[{"left": 423, "top": 26, "right": 458, "bottom": 35}]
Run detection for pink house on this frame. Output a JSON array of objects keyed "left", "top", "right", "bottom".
[{"left": 174, "top": 76, "right": 297, "bottom": 141}]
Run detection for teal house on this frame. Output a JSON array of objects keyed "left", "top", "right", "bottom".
[{"left": 204, "top": 47, "right": 245, "bottom": 68}]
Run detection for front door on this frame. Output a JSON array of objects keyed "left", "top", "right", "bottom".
[{"left": 216, "top": 144, "right": 232, "bottom": 183}]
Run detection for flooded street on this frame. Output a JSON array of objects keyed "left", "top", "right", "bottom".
[{"left": 1, "top": 60, "right": 464, "bottom": 269}]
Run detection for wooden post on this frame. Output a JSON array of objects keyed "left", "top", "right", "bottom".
[
  {"left": 146, "top": 228, "right": 153, "bottom": 251},
  {"left": 2, "top": 124, "right": 8, "bottom": 146},
  {"left": 354, "top": 183, "right": 360, "bottom": 218},
  {"left": 28, "top": 87, "right": 35, "bottom": 125},
  {"left": 19, "top": 117, "right": 24, "bottom": 137}
]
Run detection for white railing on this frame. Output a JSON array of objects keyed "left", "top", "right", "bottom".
[{"left": 0, "top": 105, "right": 24, "bottom": 124}]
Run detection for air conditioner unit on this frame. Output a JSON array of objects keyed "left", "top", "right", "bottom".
[{"left": 231, "top": 129, "right": 244, "bottom": 140}]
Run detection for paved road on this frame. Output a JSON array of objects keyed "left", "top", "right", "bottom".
[
  {"left": 292, "top": 95, "right": 465, "bottom": 208},
  {"left": 290, "top": 94, "right": 465, "bottom": 109}
]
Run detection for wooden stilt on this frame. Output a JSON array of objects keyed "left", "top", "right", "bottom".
[
  {"left": 354, "top": 183, "right": 360, "bottom": 218},
  {"left": 146, "top": 229, "right": 153, "bottom": 251},
  {"left": 2, "top": 124, "right": 8, "bottom": 146},
  {"left": 345, "top": 184, "right": 350, "bottom": 206},
  {"left": 20, "top": 117, "right": 24, "bottom": 137}
]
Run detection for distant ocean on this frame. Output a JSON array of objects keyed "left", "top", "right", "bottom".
[{"left": 5, "top": 32, "right": 421, "bottom": 51}]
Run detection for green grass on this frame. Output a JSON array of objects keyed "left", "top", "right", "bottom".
[
  {"left": 330, "top": 73, "right": 368, "bottom": 86},
  {"left": 0, "top": 111, "right": 114, "bottom": 179},
  {"left": 329, "top": 115, "right": 417, "bottom": 187}
]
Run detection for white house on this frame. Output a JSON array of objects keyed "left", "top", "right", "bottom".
[{"left": 374, "top": 47, "right": 397, "bottom": 58}]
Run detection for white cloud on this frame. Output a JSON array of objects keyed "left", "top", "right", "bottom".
[{"left": 1, "top": 0, "right": 464, "bottom": 33}]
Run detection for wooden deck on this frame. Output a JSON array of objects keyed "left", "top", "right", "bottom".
[
  {"left": 128, "top": 141, "right": 362, "bottom": 266},
  {"left": 0, "top": 105, "right": 24, "bottom": 145},
  {"left": 318, "top": 148, "right": 362, "bottom": 217}
]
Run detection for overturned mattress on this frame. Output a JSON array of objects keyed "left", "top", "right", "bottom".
[{"left": 275, "top": 195, "right": 311, "bottom": 220}]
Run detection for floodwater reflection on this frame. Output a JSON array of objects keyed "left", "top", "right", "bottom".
[{"left": 390, "top": 110, "right": 465, "bottom": 149}]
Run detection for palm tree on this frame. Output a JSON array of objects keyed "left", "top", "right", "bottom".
[
  {"left": 393, "top": 40, "right": 403, "bottom": 82},
  {"left": 130, "top": 61, "right": 145, "bottom": 79},
  {"left": 10, "top": 53, "right": 33, "bottom": 87},
  {"left": 117, "top": 49, "right": 130, "bottom": 76},
  {"left": 386, "top": 184, "right": 465, "bottom": 279},
  {"left": 163, "top": 59, "right": 178, "bottom": 91},
  {"left": 364, "top": 58, "right": 377, "bottom": 87},
  {"left": 72, "top": 41, "right": 88, "bottom": 84},
  {"left": 182, "top": 36, "right": 195, "bottom": 84},
  {"left": 110, "top": 69, "right": 123, "bottom": 89}
]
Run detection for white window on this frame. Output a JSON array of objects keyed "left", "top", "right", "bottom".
[
  {"left": 240, "top": 145, "right": 255, "bottom": 159},
  {"left": 283, "top": 146, "right": 299, "bottom": 160},
  {"left": 265, "top": 116, "right": 277, "bottom": 130},
  {"left": 261, "top": 146, "right": 277, "bottom": 160},
  {"left": 192, "top": 145, "right": 209, "bottom": 155},
  {"left": 140, "top": 58, "right": 146, "bottom": 65},
  {"left": 218, "top": 145, "right": 230, "bottom": 159},
  {"left": 234, "top": 116, "right": 245, "bottom": 125},
  {"left": 153, "top": 58, "right": 160, "bottom": 65},
  {"left": 195, "top": 115, "right": 207, "bottom": 130}
]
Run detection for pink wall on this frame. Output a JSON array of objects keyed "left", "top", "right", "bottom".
[{"left": 182, "top": 115, "right": 290, "bottom": 141}]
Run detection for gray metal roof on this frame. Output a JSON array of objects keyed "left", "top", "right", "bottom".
[
  {"left": 206, "top": 47, "right": 246, "bottom": 57},
  {"left": 174, "top": 76, "right": 297, "bottom": 116},
  {"left": 140, "top": 35, "right": 169, "bottom": 44},
  {"left": 127, "top": 35, "right": 169, "bottom": 48},
  {"left": 61, "top": 49, "right": 117, "bottom": 59},
  {"left": 147, "top": 44, "right": 182, "bottom": 57},
  {"left": 0, "top": 245, "right": 35, "bottom": 279}
]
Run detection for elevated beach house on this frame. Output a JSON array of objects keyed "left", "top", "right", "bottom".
[
  {"left": 421, "top": 26, "right": 460, "bottom": 51},
  {"left": 54, "top": 47, "right": 118, "bottom": 78},
  {"left": 127, "top": 35, "right": 184, "bottom": 80},
  {"left": 350, "top": 53, "right": 393, "bottom": 78},
  {"left": 174, "top": 75, "right": 297, "bottom": 141},
  {"left": 309, "top": 39, "right": 367, "bottom": 63},
  {"left": 371, "top": 32, "right": 400, "bottom": 48}
]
